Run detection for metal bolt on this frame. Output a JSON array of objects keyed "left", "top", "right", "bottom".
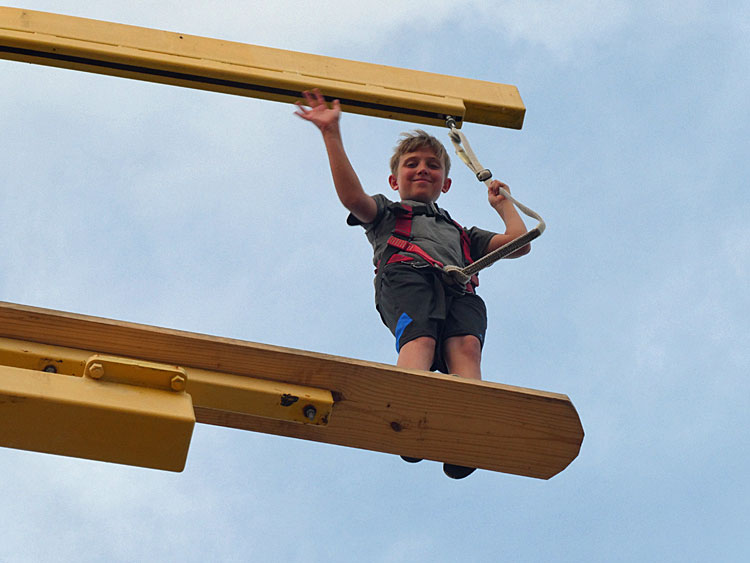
[
  {"left": 170, "top": 375, "right": 186, "bottom": 391},
  {"left": 87, "top": 362, "right": 105, "bottom": 379},
  {"left": 303, "top": 405, "right": 317, "bottom": 421}
]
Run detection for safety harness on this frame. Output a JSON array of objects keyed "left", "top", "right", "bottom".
[{"left": 377, "top": 202, "right": 479, "bottom": 293}]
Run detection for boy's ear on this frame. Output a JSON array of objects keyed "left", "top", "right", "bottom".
[
  {"left": 441, "top": 178, "right": 452, "bottom": 193},
  {"left": 388, "top": 175, "right": 399, "bottom": 191}
]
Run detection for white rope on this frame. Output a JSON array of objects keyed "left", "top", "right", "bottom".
[{"left": 442, "top": 119, "right": 546, "bottom": 286}]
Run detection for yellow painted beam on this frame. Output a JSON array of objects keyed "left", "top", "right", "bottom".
[
  {"left": 0, "top": 336, "right": 333, "bottom": 427},
  {"left": 0, "top": 302, "right": 582, "bottom": 479},
  {"left": 0, "top": 7, "right": 525, "bottom": 128},
  {"left": 0, "top": 336, "right": 333, "bottom": 471},
  {"left": 0, "top": 361, "right": 195, "bottom": 472}
]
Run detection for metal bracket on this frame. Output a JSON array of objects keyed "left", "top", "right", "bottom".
[
  {"left": 83, "top": 354, "right": 189, "bottom": 392},
  {"left": 0, "top": 337, "right": 333, "bottom": 426},
  {"left": 0, "top": 336, "right": 334, "bottom": 471},
  {"left": 0, "top": 337, "right": 195, "bottom": 472}
]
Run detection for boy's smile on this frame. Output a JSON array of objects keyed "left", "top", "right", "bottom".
[{"left": 389, "top": 148, "right": 451, "bottom": 203}]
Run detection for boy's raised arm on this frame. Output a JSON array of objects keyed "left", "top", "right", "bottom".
[
  {"left": 485, "top": 180, "right": 531, "bottom": 258},
  {"left": 296, "top": 89, "right": 378, "bottom": 224}
]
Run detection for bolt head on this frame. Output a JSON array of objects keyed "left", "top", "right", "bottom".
[
  {"left": 87, "top": 362, "right": 105, "bottom": 379},
  {"left": 303, "top": 405, "right": 317, "bottom": 421},
  {"left": 170, "top": 375, "right": 186, "bottom": 391}
]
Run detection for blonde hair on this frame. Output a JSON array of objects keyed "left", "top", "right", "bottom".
[{"left": 389, "top": 130, "right": 451, "bottom": 177}]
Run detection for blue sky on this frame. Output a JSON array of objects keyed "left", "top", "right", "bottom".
[{"left": 1, "top": 1, "right": 748, "bottom": 561}]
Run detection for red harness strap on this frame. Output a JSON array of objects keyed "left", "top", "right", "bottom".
[{"left": 383, "top": 204, "right": 479, "bottom": 292}]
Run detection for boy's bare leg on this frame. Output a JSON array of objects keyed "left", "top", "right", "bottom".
[
  {"left": 396, "top": 336, "right": 436, "bottom": 371},
  {"left": 396, "top": 336, "right": 435, "bottom": 464},
  {"left": 397, "top": 335, "right": 480, "bottom": 477},
  {"left": 442, "top": 334, "right": 482, "bottom": 478},
  {"left": 443, "top": 335, "right": 482, "bottom": 380}
]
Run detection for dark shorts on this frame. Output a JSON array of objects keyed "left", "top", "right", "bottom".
[{"left": 375, "top": 265, "right": 487, "bottom": 373}]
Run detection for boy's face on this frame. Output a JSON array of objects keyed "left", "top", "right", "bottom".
[{"left": 388, "top": 148, "right": 451, "bottom": 203}]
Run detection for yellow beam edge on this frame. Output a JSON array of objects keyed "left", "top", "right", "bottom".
[
  {"left": 0, "top": 363, "right": 195, "bottom": 472},
  {"left": 0, "top": 6, "right": 525, "bottom": 128},
  {"left": 0, "top": 336, "right": 334, "bottom": 471}
]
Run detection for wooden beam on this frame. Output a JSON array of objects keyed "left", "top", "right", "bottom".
[
  {"left": 0, "top": 7, "right": 525, "bottom": 128},
  {"left": 0, "top": 302, "right": 582, "bottom": 479}
]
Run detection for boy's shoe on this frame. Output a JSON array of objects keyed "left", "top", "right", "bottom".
[
  {"left": 443, "top": 463, "right": 476, "bottom": 479},
  {"left": 400, "top": 456, "right": 423, "bottom": 463}
]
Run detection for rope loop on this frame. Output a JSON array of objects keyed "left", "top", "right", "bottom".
[
  {"left": 442, "top": 265, "right": 472, "bottom": 287},
  {"left": 443, "top": 117, "right": 546, "bottom": 280}
]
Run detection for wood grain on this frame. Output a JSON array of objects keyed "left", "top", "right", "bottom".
[{"left": 0, "top": 302, "right": 583, "bottom": 478}]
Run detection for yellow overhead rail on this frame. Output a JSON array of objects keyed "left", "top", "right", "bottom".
[
  {"left": 0, "top": 7, "right": 525, "bottom": 128},
  {"left": 0, "top": 302, "right": 582, "bottom": 479}
]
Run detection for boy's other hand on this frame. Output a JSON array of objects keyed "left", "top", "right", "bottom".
[
  {"left": 488, "top": 180, "right": 511, "bottom": 209},
  {"left": 295, "top": 88, "right": 341, "bottom": 134}
]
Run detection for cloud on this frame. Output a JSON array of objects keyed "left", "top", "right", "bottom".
[
  {"left": 724, "top": 226, "right": 750, "bottom": 281},
  {"left": 18, "top": 0, "right": 461, "bottom": 53},
  {"left": 468, "top": 0, "right": 630, "bottom": 59},
  {"left": 16, "top": 0, "right": 749, "bottom": 69},
  {"left": 14, "top": 0, "right": 635, "bottom": 62}
]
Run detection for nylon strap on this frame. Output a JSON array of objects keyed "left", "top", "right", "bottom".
[{"left": 383, "top": 203, "right": 476, "bottom": 292}]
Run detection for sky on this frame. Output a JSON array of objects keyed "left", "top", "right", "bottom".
[{"left": 1, "top": 1, "right": 748, "bottom": 561}]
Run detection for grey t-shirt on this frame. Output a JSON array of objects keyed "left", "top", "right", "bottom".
[{"left": 347, "top": 194, "right": 496, "bottom": 270}]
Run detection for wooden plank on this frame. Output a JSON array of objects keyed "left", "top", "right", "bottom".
[
  {"left": 0, "top": 302, "right": 582, "bottom": 479},
  {"left": 0, "top": 7, "right": 525, "bottom": 128}
]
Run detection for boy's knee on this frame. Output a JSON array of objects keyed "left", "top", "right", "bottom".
[
  {"left": 446, "top": 335, "right": 481, "bottom": 357},
  {"left": 397, "top": 336, "right": 436, "bottom": 371},
  {"left": 444, "top": 335, "right": 482, "bottom": 380},
  {"left": 402, "top": 336, "right": 437, "bottom": 355}
]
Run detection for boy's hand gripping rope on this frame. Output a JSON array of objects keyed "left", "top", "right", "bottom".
[{"left": 442, "top": 118, "right": 546, "bottom": 286}]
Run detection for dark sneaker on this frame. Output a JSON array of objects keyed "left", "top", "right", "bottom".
[
  {"left": 400, "top": 456, "right": 423, "bottom": 463},
  {"left": 443, "top": 463, "right": 476, "bottom": 479}
]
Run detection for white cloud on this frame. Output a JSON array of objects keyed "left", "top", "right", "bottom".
[
  {"left": 14, "top": 0, "right": 749, "bottom": 69},
  {"left": 15, "top": 0, "right": 462, "bottom": 53},
  {"left": 9, "top": 0, "right": 634, "bottom": 63},
  {"left": 723, "top": 226, "right": 750, "bottom": 281},
  {"left": 468, "top": 0, "right": 631, "bottom": 58}
]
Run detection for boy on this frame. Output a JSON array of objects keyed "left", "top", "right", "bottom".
[{"left": 296, "top": 89, "right": 530, "bottom": 478}]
